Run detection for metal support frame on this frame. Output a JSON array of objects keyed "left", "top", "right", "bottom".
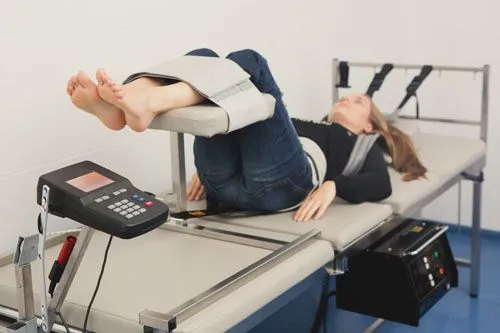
[
  {"left": 5, "top": 212, "right": 320, "bottom": 333},
  {"left": 140, "top": 229, "right": 320, "bottom": 332},
  {"left": 332, "top": 59, "right": 489, "bottom": 299},
  {"left": 6, "top": 226, "right": 94, "bottom": 333},
  {"left": 170, "top": 132, "right": 187, "bottom": 213}
]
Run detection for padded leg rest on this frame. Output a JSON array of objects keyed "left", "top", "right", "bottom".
[
  {"left": 124, "top": 56, "right": 276, "bottom": 136},
  {"left": 148, "top": 94, "right": 276, "bottom": 137}
]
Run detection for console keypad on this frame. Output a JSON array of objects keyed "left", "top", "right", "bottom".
[{"left": 95, "top": 188, "right": 155, "bottom": 220}]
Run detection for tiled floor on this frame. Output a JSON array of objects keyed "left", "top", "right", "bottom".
[{"left": 328, "top": 228, "right": 500, "bottom": 332}]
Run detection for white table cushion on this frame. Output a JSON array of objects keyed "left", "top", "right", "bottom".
[
  {"left": 381, "top": 168, "right": 445, "bottom": 216},
  {"left": 416, "top": 133, "right": 486, "bottom": 178},
  {"left": 200, "top": 200, "right": 394, "bottom": 251},
  {"left": 381, "top": 132, "right": 486, "bottom": 216}
]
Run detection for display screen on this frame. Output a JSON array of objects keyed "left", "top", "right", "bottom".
[{"left": 66, "top": 171, "right": 114, "bottom": 193}]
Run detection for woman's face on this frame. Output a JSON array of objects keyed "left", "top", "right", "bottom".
[{"left": 328, "top": 94, "right": 373, "bottom": 134}]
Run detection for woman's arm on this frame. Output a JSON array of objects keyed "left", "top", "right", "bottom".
[{"left": 331, "top": 144, "right": 392, "bottom": 203}]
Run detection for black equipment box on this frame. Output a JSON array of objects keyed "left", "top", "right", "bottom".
[{"left": 336, "top": 218, "right": 458, "bottom": 326}]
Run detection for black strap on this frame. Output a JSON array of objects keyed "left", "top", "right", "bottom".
[
  {"left": 336, "top": 61, "right": 351, "bottom": 88},
  {"left": 365, "top": 64, "right": 394, "bottom": 97},
  {"left": 395, "top": 65, "right": 433, "bottom": 112}
]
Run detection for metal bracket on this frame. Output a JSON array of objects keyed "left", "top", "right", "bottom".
[
  {"left": 461, "top": 171, "right": 484, "bottom": 183},
  {"left": 38, "top": 185, "right": 51, "bottom": 332},
  {"left": 325, "top": 256, "right": 348, "bottom": 276},
  {"left": 14, "top": 235, "right": 39, "bottom": 267},
  {"left": 6, "top": 318, "right": 37, "bottom": 333}
]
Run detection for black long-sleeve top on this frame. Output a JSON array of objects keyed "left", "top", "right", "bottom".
[{"left": 292, "top": 118, "right": 392, "bottom": 204}]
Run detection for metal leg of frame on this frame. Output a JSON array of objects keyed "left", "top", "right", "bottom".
[
  {"left": 470, "top": 179, "right": 482, "bottom": 297},
  {"left": 170, "top": 132, "right": 187, "bottom": 213},
  {"left": 332, "top": 59, "right": 340, "bottom": 104},
  {"left": 363, "top": 319, "right": 385, "bottom": 333}
]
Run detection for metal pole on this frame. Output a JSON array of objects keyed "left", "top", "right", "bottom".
[
  {"left": 14, "top": 265, "right": 35, "bottom": 321},
  {"left": 480, "top": 65, "right": 489, "bottom": 142},
  {"left": 332, "top": 59, "right": 340, "bottom": 104},
  {"left": 470, "top": 180, "right": 482, "bottom": 297},
  {"left": 363, "top": 318, "right": 385, "bottom": 333},
  {"left": 344, "top": 61, "right": 482, "bottom": 73},
  {"left": 469, "top": 65, "right": 488, "bottom": 297},
  {"left": 170, "top": 132, "right": 187, "bottom": 213}
]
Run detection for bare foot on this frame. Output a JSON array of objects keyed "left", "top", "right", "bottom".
[
  {"left": 96, "top": 69, "right": 167, "bottom": 132},
  {"left": 67, "top": 71, "right": 126, "bottom": 130}
]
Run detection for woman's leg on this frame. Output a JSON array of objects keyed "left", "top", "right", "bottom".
[
  {"left": 96, "top": 71, "right": 205, "bottom": 132},
  {"left": 225, "top": 49, "right": 313, "bottom": 211},
  {"left": 185, "top": 49, "right": 242, "bottom": 208}
]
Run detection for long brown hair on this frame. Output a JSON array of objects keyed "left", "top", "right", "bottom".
[{"left": 368, "top": 100, "right": 427, "bottom": 181}]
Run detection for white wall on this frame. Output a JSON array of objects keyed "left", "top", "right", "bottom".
[{"left": 1, "top": 0, "right": 498, "bottom": 255}]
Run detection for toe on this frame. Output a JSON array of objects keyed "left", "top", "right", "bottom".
[
  {"left": 96, "top": 70, "right": 106, "bottom": 85},
  {"left": 70, "top": 75, "right": 78, "bottom": 85},
  {"left": 76, "top": 70, "right": 95, "bottom": 89},
  {"left": 106, "top": 79, "right": 116, "bottom": 87},
  {"left": 67, "top": 76, "right": 77, "bottom": 95}
]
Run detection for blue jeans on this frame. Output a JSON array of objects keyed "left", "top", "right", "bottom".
[{"left": 188, "top": 48, "right": 313, "bottom": 212}]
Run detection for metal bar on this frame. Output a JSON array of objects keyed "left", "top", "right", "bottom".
[
  {"left": 0, "top": 306, "right": 82, "bottom": 333},
  {"left": 470, "top": 180, "right": 482, "bottom": 297},
  {"left": 140, "top": 229, "right": 321, "bottom": 332},
  {"left": 161, "top": 223, "right": 282, "bottom": 251},
  {"left": 332, "top": 59, "right": 340, "bottom": 103},
  {"left": 480, "top": 65, "right": 490, "bottom": 142},
  {"left": 189, "top": 219, "right": 299, "bottom": 241},
  {"left": 14, "top": 266, "right": 34, "bottom": 321},
  {"left": 170, "top": 132, "right": 187, "bottom": 213},
  {"left": 363, "top": 318, "right": 385, "bottom": 333},
  {"left": 402, "top": 172, "right": 467, "bottom": 218},
  {"left": 404, "top": 226, "right": 449, "bottom": 256},
  {"left": 337, "top": 216, "right": 395, "bottom": 254},
  {"left": 47, "top": 227, "right": 94, "bottom": 330},
  {"left": 343, "top": 61, "right": 484, "bottom": 73},
  {"left": 455, "top": 257, "right": 471, "bottom": 267},
  {"left": 458, "top": 181, "right": 463, "bottom": 234},
  {"left": 397, "top": 115, "right": 481, "bottom": 126}
]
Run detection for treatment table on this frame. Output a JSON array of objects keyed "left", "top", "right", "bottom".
[{"left": 0, "top": 58, "right": 488, "bottom": 333}]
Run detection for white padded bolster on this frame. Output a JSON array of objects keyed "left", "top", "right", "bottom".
[
  {"left": 124, "top": 56, "right": 275, "bottom": 135},
  {"left": 148, "top": 94, "right": 276, "bottom": 137}
]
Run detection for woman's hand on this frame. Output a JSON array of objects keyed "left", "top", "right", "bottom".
[
  {"left": 187, "top": 172, "right": 206, "bottom": 201},
  {"left": 294, "top": 181, "right": 336, "bottom": 222}
]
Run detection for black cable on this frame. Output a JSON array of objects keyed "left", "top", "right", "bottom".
[
  {"left": 82, "top": 235, "right": 113, "bottom": 333},
  {"left": 310, "top": 274, "right": 331, "bottom": 333},
  {"left": 57, "top": 312, "right": 71, "bottom": 333}
]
